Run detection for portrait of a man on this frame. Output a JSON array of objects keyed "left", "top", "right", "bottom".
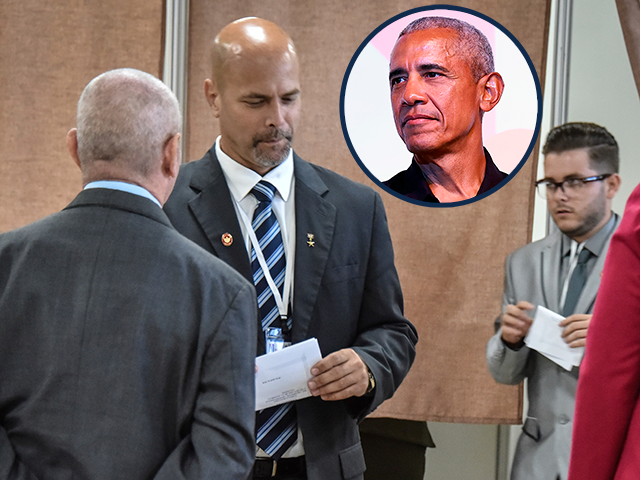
[
  {"left": 341, "top": 7, "right": 541, "bottom": 207},
  {"left": 384, "top": 16, "right": 506, "bottom": 203}
]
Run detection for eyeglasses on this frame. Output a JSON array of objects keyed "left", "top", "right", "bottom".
[{"left": 535, "top": 174, "right": 613, "bottom": 199}]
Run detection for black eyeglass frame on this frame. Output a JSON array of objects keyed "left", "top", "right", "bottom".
[{"left": 535, "top": 173, "right": 613, "bottom": 195}]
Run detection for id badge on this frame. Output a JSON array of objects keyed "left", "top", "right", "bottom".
[{"left": 265, "top": 327, "right": 291, "bottom": 353}]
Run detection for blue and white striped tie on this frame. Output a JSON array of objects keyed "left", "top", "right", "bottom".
[{"left": 251, "top": 180, "right": 297, "bottom": 459}]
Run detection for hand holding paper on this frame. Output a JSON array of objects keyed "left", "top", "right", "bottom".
[
  {"left": 560, "top": 313, "right": 592, "bottom": 348},
  {"left": 255, "top": 338, "right": 322, "bottom": 411},
  {"left": 501, "top": 301, "right": 535, "bottom": 345},
  {"left": 524, "top": 305, "right": 584, "bottom": 371},
  {"left": 308, "top": 348, "right": 370, "bottom": 401}
]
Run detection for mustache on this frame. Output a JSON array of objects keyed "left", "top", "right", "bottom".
[
  {"left": 401, "top": 113, "right": 441, "bottom": 129},
  {"left": 253, "top": 129, "right": 293, "bottom": 145}
]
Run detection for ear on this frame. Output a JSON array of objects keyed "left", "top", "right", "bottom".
[
  {"left": 478, "top": 72, "right": 504, "bottom": 114},
  {"left": 66, "top": 128, "right": 82, "bottom": 170},
  {"left": 161, "top": 133, "right": 181, "bottom": 180},
  {"left": 605, "top": 173, "right": 621, "bottom": 200},
  {"left": 204, "top": 78, "right": 221, "bottom": 118}
]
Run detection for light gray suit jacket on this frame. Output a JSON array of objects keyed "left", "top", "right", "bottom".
[
  {"left": 486, "top": 215, "right": 619, "bottom": 480},
  {"left": 0, "top": 188, "right": 257, "bottom": 479}
]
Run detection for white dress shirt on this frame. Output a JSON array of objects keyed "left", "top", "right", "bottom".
[{"left": 215, "top": 136, "right": 304, "bottom": 458}]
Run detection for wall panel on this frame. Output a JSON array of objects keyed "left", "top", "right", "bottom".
[
  {"left": 186, "top": 0, "right": 551, "bottom": 423},
  {"left": 0, "top": 0, "right": 165, "bottom": 232}
]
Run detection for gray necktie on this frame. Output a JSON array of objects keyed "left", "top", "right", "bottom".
[{"left": 562, "top": 248, "right": 591, "bottom": 316}]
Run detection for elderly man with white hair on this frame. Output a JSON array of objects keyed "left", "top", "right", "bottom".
[{"left": 0, "top": 68, "right": 257, "bottom": 479}]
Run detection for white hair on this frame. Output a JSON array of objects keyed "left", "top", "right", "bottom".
[{"left": 76, "top": 68, "right": 181, "bottom": 176}]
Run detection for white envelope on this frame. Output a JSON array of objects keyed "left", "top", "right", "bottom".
[
  {"left": 255, "top": 337, "right": 323, "bottom": 411},
  {"left": 524, "top": 305, "right": 584, "bottom": 371}
]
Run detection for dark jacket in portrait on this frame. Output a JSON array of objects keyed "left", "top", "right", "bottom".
[{"left": 383, "top": 148, "right": 508, "bottom": 203}]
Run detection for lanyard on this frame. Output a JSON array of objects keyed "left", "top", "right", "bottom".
[{"left": 236, "top": 198, "right": 293, "bottom": 320}]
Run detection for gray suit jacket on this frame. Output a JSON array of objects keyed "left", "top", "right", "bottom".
[
  {"left": 486, "top": 216, "right": 620, "bottom": 480},
  {"left": 0, "top": 188, "right": 257, "bottom": 479},
  {"left": 164, "top": 147, "right": 419, "bottom": 480}
]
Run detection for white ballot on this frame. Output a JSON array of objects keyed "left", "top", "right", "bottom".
[
  {"left": 255, "top": 337, "right": 323, "bottom": 411},
  {"left": 524, "top": 305, "right": 584, "bottom": 371}
]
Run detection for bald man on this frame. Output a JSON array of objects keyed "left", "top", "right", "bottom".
[
  {"left": 164, "top": 17, "right": 418, "bottom": 480},
  {"left": 0, "top": 69, "right": 257, "bottom": 478}
]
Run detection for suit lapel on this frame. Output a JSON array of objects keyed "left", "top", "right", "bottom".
[
  {"left": 574, "top": 215, "right": 621, "bottom": 314},
  {"left": 574, "top": 252, "right": 605, "bottom": 314},
  {"left": 187, "top": 152, "right": 339, "bottom": 346},
  {"left": 291, "top": 157, "right": 336, "bottom": 343},
  {"left": 187, "top": 153, "right": 252, "bottom": 283},
  {"left": 540, "top": 234, "right": 561, "bottom": 314}
]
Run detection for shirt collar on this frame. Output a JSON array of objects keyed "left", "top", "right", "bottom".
[
  {"left": 416, "top": 148, "right": 506, "bottom": 203},
  {"left": 215, "top": 136, "right": 294, "bottom": 203},
  {"left": 561, "top": 212, "right": 618, "bottom": 258},
  {"left": 83, "top": 180, "right": 162, "bottom": 208}
]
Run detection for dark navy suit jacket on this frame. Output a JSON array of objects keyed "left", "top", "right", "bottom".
[
  {"left": 0, "top": 189, "right": 257, "bottom": 479},
  {"left": 164, "top": 147, "right": 419, "bottom": 480}
]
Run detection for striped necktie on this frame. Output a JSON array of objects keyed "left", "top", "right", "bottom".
[
  {"left": 250, "top": 181, "right": 287, "bottom": 330},
  {"left": 251, "top": 180, "right": 298, "bottom": 459}
]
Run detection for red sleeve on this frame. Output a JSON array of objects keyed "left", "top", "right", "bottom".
[{"left": 569, "top": 186, "right": 640, "bottom": 480}]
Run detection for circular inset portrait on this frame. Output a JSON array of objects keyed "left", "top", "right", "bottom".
[{"left": 340, "top": 5, "right": 542, "bottom": 207}]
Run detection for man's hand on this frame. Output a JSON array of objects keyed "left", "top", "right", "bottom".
[
  {"left": 501, "top": 301, "right": 535, "bottom": 346},
  {"left": 560, "top": 314, "right": 591, "bottom": 348},
  {"left": 307, "top": 348, "right": 369, "bottom": 401}
]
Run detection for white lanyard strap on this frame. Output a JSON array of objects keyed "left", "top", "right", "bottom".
[{"left": 237, "top": 200, "right": 293, "bottom": 319}]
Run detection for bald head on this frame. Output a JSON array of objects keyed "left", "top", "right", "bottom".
[
  {"left": 204, "top": 18, "right": 301, "bottom": 174},
  {"left": 211, "top": 17, "right": 298, "bottom": 91}
]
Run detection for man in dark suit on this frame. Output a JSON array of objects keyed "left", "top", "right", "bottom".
[
  {"left": 0, "top": 68, "right": 257, "bottom": 479},
  {"left": 163, "top": 18, "right": 418, "bottom": 480},
  {"left": 384, "top": 16, "right": 507, "bottom": 204},
  {"left": 486, "top": 122, "right": 621, "bottom": 479}
]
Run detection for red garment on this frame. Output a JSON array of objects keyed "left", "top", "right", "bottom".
[{"left": 569, "top": 184, "right": 640, "bottom": 479}]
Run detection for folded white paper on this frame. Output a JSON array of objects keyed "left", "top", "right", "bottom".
[
  {"left": 255, "top": 337, "right": 323, "bottom": 411},
  {"left": 524, "top": 305, "right": 584, "bottom": 371}
]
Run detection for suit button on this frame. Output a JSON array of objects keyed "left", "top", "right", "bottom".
[{"left": 559, "top": 415, "right": 570, "bottom": 425}]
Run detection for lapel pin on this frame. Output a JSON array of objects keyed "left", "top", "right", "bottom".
[
  {"left": 221, "top": 233, "right": 233, "bottom": 247},
  {"left": 307, "top": 233, "right": 315, "bottom": 247}
]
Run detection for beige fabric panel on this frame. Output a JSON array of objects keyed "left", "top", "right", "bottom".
[
  {"left": 616, "top": 0, "right": 640, "bottom": 100},
  {"left": 0, "top": 0, "right": 165, "bottom": 233},
  {"left": 187, "top": 0, "right": 551, "bottom": 423}
]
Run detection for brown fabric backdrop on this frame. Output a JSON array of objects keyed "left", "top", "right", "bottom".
[
  {"left": 617, "top": 0, "right": 640, "bottom": 100},
  {"left": 0, "top": 0, "right": 165, "bottom": 233},
  {"left": 187, "top": 0, "right": 551, "bottom": 423}
]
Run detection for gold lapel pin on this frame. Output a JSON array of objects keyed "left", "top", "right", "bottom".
[
  {"left": 307, "top": 233, "right": 315, "bottom": 247},
  {"left": 221, "top": 233, "right": 233, "bottom": 247}
]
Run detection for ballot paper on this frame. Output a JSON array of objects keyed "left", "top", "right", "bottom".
[
  {"left": 524, "top": 305, "right": 584, "bottom": 371},
  {"left": 255, "top": 337, "right": 323, "bottom": 411}
]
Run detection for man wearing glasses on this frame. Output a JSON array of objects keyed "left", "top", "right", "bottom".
[{"left": 486, "top": 122, "right": 621, "bottom": 480}]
